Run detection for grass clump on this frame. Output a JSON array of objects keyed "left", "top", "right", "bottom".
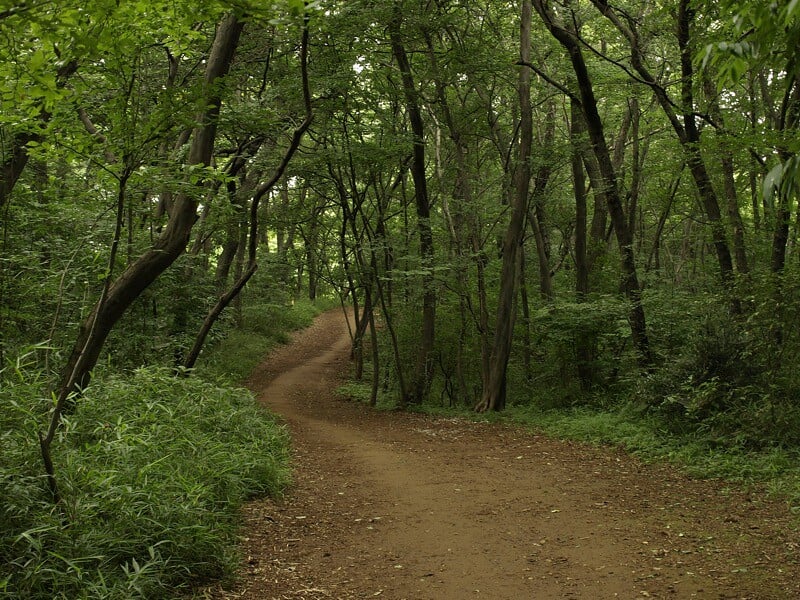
[{"left": 1, "top": 366, "right": 290, "bottom": 599}]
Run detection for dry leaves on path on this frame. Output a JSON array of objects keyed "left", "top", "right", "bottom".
[{"left": 203, "top": 309, "right": 799, "bottom": 600}]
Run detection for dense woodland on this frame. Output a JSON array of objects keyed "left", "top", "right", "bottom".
[{"left": 3, "top": 0, "right": 800, "bottom": 597}]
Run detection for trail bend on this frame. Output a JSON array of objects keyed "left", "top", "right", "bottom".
[{"left": 210, "top": 309, "right": 798, "bottom": 600}]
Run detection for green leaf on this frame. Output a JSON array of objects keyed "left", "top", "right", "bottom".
[
  {"left": 763, "top": 162, "right": 783, "bottom": 204},
  {"left": 787, "top": 0, "right": 799, "bottom": 22}
]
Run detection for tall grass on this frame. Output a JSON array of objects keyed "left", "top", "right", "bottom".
[
  {"left": 1, "top": 297, "right": 338, "bottom": 598},
  {"left": 1, "top": 366, "right": 290, "bottom": 599}
]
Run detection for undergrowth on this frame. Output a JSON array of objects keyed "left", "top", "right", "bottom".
[
  {"left": 1, "top": 366, "right": 290, "bottom": 599},
  {"left": 0, "top": 299, "right": 338, "bottom": 598},
  {"left": 200, "top": 298, "right": 330, "bottom": 382}
]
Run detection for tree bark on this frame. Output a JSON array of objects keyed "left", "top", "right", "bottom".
[
  {"left": 476, "top": 0, "right": 534, "bottom": 412},
  {"left": 389, "top": 6, "right": 436, "bottom": 405},
  {"left": 55, "top": 14, "right": 243, "bottom": 402},
  {"left": 771, "top": 76, "right": 800, "bottom": 274}
]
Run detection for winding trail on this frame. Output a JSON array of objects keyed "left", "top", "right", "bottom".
[{"left": 212, "top": 309, "right": 798, "bottom": 599}]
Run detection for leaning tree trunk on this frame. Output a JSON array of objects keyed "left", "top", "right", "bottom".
[
  {"left": 40, "top": 13, "right": 244, "bottom": 503},
  {"left": 58, "top": 15, "right": 244, "bottom": 399},
  {"left": 55, "top": 12, "right": 242, "bottom": 402},
  {"left": 534, "top": 0, "right": 653, "bottom": 366},
  {"left": 183, "top": 18, "right": 313, "bottom": 370}
]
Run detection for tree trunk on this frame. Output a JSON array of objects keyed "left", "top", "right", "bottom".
[
  {"left": 572, "top": 98, "right": 595, "bottom": 390},
  {"left": 476, "top": 0, "right": 534, "bottom": 412},
  {"left": 528, "top": 101, "right": 556, "bottom": 301},
  {"left": 364, "top": 286, "right": 380, "bottom": 406},
  {"left": 389, "top": 7, "right": 436, "bottom": 405},
  {"left": 535, "top": 0, "right": 652, "bottom": 366},
  {"left": 0, "top": 61, "right": 77, "bottom": 209},
  {"left": 183, "top": 19, "right": 314, "bottom": 369},
  {"left": 55, "top": 14, "right": 243, "bottom": 403},
  {"left": 591, "top": 0, "right": 737, "bottom": 302}
]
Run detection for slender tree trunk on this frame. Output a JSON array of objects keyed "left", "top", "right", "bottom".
[
  {"left": 425, "top": 32, "right": 487, "bottom": 404},
  {"left": 367, "top": 286, "right": 380, "bottom": 407},
  {"left": 336, "top": 182, "right": 361, "bottom": 359},
  {"left": 389, "top": 6, "right": 436, "bottom": 405},
  {"left": 306, "top": 205, "right": 321, "bottom": 301},
  {"left": 572, "top": 99, "right": 595, "bottom": 390},
  {"left": 216, "top": 171, "right": 251, "bottom": 288},
  {"left": 476, "top": 0, "right": 534, "bottom": 412},
  {"left": 771, "top": 76, "right": 800, "bottom": 274},
  {"left": 528, "top": 102, "right": 556, "bottom": 301},
  {"left": 702, "top": 76, "right": 750, "bottom": 276},
  {"left": 647, "top": 169, "right": 683, "bottom": 273},
  {"left": 535, "top": 0, "right": 652, "bottom": 366},
  {"left": 367, "top": 224, "right": 409, "bottom": 404},
  {"left": 591, "top": 0, "right": 737, "bottom": 304},
  {"left": 519, "top": 250, "right": 533, "bottom": 382}
]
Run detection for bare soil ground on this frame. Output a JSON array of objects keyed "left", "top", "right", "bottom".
[{"left": 208, "top": 309, "right": 800, "bottom": 599}]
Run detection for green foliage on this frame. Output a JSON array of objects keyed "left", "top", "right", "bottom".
[
  {"left": 510, "top": 295, "right": 631, "bottom": 406},
  {"left": 635, "top": 283, "right": 800, "bottom": 450},
  {"left": 335, "top": 381, "right": 374, "bottom": 404},
  {"left": 701, "top": 0, "right": 800, "bottom": 87},
  {"left": 199, "top": 297, "right": 327, "bottom": 381},
  {"left": 0, "top": 365, "right": 290, "bottom": 599}
]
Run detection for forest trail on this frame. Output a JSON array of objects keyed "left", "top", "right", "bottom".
[{"left": 211, "top": 309, "right": 799, "bottom": 600}]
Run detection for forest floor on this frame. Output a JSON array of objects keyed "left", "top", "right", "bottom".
[{"left": 205, "top": 309, "right": 800, "bottom": 600}]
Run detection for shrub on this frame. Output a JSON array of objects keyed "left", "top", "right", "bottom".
[
  {"left": 637, "top": 309, "right": 800, "bottom": 449},
  {"left": 1, "top": 366, "right": 290, "bottom": 599},
  {"left": 199, "top": 298, "right": 326, "bottom": 381}
]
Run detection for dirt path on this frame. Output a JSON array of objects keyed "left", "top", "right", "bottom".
[{"left": 211, "top": 309, "right": 799, "bottom": 599}]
